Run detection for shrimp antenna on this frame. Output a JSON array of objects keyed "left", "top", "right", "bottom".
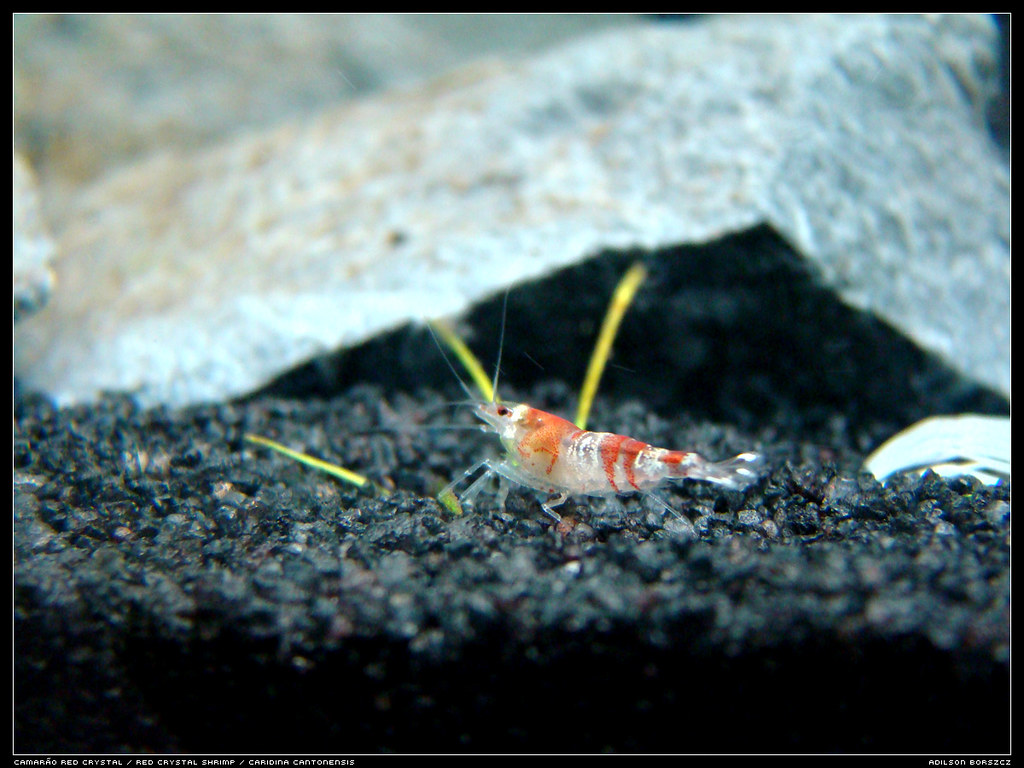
[{"left": 490, "top": 289, "right": 510, "bottom": 404}]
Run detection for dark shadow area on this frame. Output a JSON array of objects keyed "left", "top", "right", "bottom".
[{"left": 19, "top": 613, "right": 1006, "bottom": 753}]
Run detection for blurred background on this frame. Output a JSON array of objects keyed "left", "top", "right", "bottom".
[{"left": 14, "top": 14, "right": 648, "bottom": 205}]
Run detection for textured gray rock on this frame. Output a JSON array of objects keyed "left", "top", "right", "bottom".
[
  {"left": 13, "top": 14, "right": 1008, "bottom": 407},
  {"left": 14, "top": 14, "right": 633, "bottom": 201},
  {"left": 13, "top": 153, "right": 55, "bottom": 322}
]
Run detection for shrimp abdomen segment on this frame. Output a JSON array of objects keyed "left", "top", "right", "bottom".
[
  {"left": 559, "top": 431, "right": 648, "bottom": 494},
  {"left": 559, "top": 436, "right": 762, "bottom": 495}
]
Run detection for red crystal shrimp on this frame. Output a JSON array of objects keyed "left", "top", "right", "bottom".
[
  {"left": 441, "top": 401, "right": 762, "bottom": 522},
  {"left": 434, "top": 279, "right": 762, "bottom": 523}
]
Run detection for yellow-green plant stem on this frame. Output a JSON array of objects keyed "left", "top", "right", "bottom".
[
  {"left": 574, "top": 262, "right": 647, "bottom": 430},
  {"left": 244, "top": 433, "right": 388, "bottom": 494},
  {"left": 429, "top": 319, "right": 495, "bottom": 403}
]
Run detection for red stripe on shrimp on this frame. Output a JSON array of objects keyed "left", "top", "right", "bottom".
[
  {"left": 600, "top": 434, "right": 648, "bottom": 491},
  {"left": 660, "top": 450, "right": 693, "bottom": 466},
  {"left": 599, "top": 434, "right": 627, "bottom": 491},
  {"left": 619, "top": 438, "right": 648, "bottom": 490}
]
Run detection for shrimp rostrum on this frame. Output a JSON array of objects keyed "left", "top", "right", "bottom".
[{"left": 442, "top": 400, "right": 762, "bottom": 522}]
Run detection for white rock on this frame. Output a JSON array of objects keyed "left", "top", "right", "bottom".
[
  {"left": 14, "top": 14, "right": 633, "bottom": 201},
  {"left": 13, "top": 15, "right": 1008, "bottom": 407}
]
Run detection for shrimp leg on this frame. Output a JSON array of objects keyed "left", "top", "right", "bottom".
[{"left": 443, "top": 457, "right": 570, "bottom": 522}]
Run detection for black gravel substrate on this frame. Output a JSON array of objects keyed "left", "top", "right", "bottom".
[{"left": 14, "top": 234, "right": 1010, "bottom": 754}]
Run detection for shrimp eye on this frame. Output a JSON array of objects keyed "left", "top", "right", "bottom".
[{"left": 495, "top": 405, "right": 511, "bottom": 417}]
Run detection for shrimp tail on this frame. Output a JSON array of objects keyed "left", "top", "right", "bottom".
[{"left": 673, "top": 451, "right": 763, "bottom": 490}]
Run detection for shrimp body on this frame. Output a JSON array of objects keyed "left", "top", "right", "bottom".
[{"left": 445, "top": 401, "right": 761, "bottom": 521}]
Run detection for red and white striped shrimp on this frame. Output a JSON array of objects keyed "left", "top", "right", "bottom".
[{"left": 442, "top": 400, "right": 762, "bottom": 522}]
